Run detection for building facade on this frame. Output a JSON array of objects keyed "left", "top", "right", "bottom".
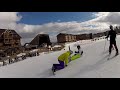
[
  {"left": 57, "top": 33, "right": 76, "bottom": 43},
  {"left": 0, "top": 29, "right": 21, "bottom": 50}
]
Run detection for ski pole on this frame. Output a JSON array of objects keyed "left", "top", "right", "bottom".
[
  {"left": 69, "top": 46, "right": 71, "bottom": 51},
  {"left": 103, "top": 39, "right": 107, "bottom": 53}
]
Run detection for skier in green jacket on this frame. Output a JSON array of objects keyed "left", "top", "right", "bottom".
[{"left": 52, "top": 50, "right": 73, "bottom": 72}]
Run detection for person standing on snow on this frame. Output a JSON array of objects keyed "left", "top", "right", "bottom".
[
  {"left": 106, "top": 25, "right": 119, "bottom": 56},
  {"left": 52, "top": 50, "right": 73, "bottom": 72}
]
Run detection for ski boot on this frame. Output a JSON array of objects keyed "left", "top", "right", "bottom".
[
  {"left": 115, "top": 52, "right": 119, "bottom": 56},
  {"left": 52, "top": 66, "right": 56, "bottom": 72}
]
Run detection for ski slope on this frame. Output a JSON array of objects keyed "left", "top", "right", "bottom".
[{"left": 0, "top": 36, "right": 120, "bottom": 78}]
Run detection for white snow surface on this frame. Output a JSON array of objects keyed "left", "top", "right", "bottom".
[
  {"left": 0, "top": 36, "right": 120, "bottom": 78},
  {"left": 53, "top": 45, "right": 62, "bottom": 48}
]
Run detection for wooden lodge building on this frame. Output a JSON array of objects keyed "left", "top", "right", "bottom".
[
  {"left": 0, "top": 29, "right": 21, "bottom": 50},
  {"left": 0, "top": 29, "right": 22, "bottom": 56},
  {"left": 76, "top": 33, "right": 93, "bottom": 40},
  {"left": 57, "top": 33, "right": 76, "bottom": 43},
  {"left": 57, "top": 31, "right": 108, "bottom": 43}
]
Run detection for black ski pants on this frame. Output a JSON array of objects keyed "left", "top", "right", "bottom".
[{"left": 109, "top": 40, "right": 118, "bottom": 54}]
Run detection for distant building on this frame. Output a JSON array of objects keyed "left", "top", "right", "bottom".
[
  {"left": 76, "top": 33, "right": 91, "bottom": 40},
  {"left": 57, "top": 33, "right": 76, "bottom": 43},
  {"left": 30, "top": 34, "right": 51, "bottom": 47},
  {"left": 93, "top": 32, "right": 105, "bottom": 38},
  {"left": 57, "top": 31, "right": 109, "bottom": 43},
  {"left": 0, "top": 29, "right": 21, "bottom": 50}
]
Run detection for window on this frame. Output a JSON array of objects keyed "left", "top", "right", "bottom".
[{"left": 5, "top": 39, "right": 8, "bottom": 41}]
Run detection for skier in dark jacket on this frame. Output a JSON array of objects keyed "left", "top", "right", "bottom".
[{"left": 106, "top": 25, "right": 119, "bottom": 55}]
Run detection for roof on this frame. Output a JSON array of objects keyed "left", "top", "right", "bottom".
[
  {"left": 0, "top": 29, "right": 21, "bottom": 38},
  {"left": 37, "top": 34, "right": 49, "bottom": 37},
  {"left": 30, "top": 34, "right": 50, "bottom": 45},
  {"left": 57, "top": 33, "right": 73, "bottom": 36},
  {"left": 11, "top": 30, "right": 21, "bottom": 39},
  {"left": 0, "top": 29, "right": 6, "bottom": 37}
]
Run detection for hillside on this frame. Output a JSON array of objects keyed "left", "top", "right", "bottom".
[{"left": 0, "top": 36, "right": 120, "bottom": 78}]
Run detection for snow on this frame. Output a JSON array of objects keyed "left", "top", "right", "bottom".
[
  {"left": 0, "top": 36, "right": 120, "bottom": 78},
  {"left": 30, "top": 49, "right": 39, "bottom": 52},
  {"left": 17, "top": 53, "right": 26, "bottom": 57},
  {"left": 53, "top": 45, "right": 61, "bottom": 48}
]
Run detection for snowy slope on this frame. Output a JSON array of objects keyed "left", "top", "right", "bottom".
[{"left": 0, "top": 36, "right": 120, "bottom": 78}]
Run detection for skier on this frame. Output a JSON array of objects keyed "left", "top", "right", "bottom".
[
  {"left": 75, "top": 45, "right": 83, "bottom": 56},
  {"left": 52, "top": 50, "right": 73, "bottom": 72},
  {"left": 70, "top": 45, "right": 83, "bottom": 61},
  {"left": 106, "top": 25, "right": 119, "bottom": 56}
]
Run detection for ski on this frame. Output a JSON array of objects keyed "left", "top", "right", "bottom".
[{"left": 107, "top": 54, "right": 119, "bottom": 60}]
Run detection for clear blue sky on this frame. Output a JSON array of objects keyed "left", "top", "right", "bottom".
[{"left": 19, "top": 12, "right": 95, "bottom": 25}]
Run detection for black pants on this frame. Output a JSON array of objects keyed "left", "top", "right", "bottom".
[{"left": 109, "top": 40, "right": 118, "bottom": 54}]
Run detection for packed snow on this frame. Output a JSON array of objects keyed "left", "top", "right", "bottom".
[
  {"left": 0, "top": 36, "right": 120, "bottom": 78},
  {"left": 53, "top": 45, "right": 62, "bottom": 48}
]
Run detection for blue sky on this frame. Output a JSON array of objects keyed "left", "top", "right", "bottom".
[{"left": 19, "top": 12, "right": 95, "bottom": 25}]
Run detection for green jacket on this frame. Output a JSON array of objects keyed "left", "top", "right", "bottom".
[{"left": 58, "top": 51, "right": 71, "bottom": 65}]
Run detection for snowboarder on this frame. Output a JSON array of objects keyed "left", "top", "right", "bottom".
[
  {"left": 106, "top": 25, "right": 119, "bottom": 56},
  {"left": 52, "top": 50, "right": 73, "bottom": 72}
]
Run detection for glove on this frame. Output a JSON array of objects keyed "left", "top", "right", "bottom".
[{"left": 105, "top": 37, "right": 108, "bottom": 40}]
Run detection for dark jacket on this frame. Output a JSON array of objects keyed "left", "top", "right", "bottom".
[{"left": 106, "top": 30, "right": 117, "bottom": 42}]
